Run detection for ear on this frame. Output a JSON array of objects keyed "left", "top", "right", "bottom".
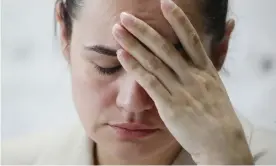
[
  {"left": 211, "top": 19, "right": 235, "bottom": 71},
  {"left": 55, "top": 1, "right": 71, "bottom": 63}
]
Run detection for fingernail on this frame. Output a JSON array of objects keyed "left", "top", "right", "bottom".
[
  {"left": 120, "top": 12, "right": 135, "bottom": 26},
  {"left": 161, "top": 0, "right": 176, "bottom": 11},
  {"left": 112, "top": 24, "right": 124, "bottom": 38},
  {"left": 117, "top": 49, "right": 130, "bottom": 61},
  {"left": 117, "top": 49, "right": 124, "bottom": 56}
]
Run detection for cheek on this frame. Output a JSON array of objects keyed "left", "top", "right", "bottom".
[
  {"left": 70, "top": 43, "right": 118, "bottom": 107},
  {"left": 71, "top": 71, "right": 117, "bottom": 112},
  {"left": 69, "top": 52, "right": 119, "bottom": 132}
]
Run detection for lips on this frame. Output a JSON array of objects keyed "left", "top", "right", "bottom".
[
  {"left": 109, "top": 123, "right": 159, "bottom": 140},
  {"left": 110, "top": 123, "right": 157, "bottom": 130}
]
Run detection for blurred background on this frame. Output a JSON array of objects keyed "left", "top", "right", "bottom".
[{"left": 1, "top": 0, "right": 276, "bottom": 140}]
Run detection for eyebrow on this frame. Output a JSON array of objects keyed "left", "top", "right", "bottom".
[
  {"left": 84, "top": 42, "right": 184, "bottom": 57},
  {"left": 84, "top": 45, "right": 118, "bottom": 57}
]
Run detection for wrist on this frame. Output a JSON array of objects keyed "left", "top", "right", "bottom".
[
  {"left": 203, "top": 150, "right": 254, "bottom": 165},
  {"left": 200, "top": 142, "right": 254, "bottom": 165},
  {"left": 202, "top": 125, "right": 254, "bottom": 164}
]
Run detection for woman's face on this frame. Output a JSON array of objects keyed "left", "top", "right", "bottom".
[{"left": 62, "top": 0, "right": 215, "bottom": 160}]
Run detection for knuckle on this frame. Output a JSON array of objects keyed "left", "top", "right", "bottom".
[
  {"left": 160, "top": 40, "right": 175, "bottom": 55},
  {"left": 205, "top": 81, "right": 214, "bottom": 91},
  {"left": 146, "top": 74, "right": 159, "bottom": 88},
  {"left": 165, "top": 98, "right": 177, "bottom": 118},
  {"left": 136, "top": 21, "right": 149, "bottom": 35},
  {"left": 129, "top": 60, "right": 140, "bottom": 70},
  {"left": 171, "top": 5, "right": 184, "bottom": 21},
  {"left": 147, "top": 56, "right": 162, "bottom": 71},
  {"left": 194, "top": 73, "right": 206, "bottom": 83},
  {"left": 190, "top": 32, "right": 200, "bottom": 46},
  {"left": 172, "top": 7, "right": 193, "bottom": 32},
  {"left": 126, "top": 37, "right": 139, "bottom": 49}
]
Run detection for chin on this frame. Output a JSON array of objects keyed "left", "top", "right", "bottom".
[{"left": 106, "top": 139, "right": 157, "bottom": 159}]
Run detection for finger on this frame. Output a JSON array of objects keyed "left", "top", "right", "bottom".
[
  {"left": 179, "top": 73, "right": 206, "bottom": 102},
  {"left": 160, "top": 0, "right": 214, "bottom": 72},
  {"left": 198, "top": 72, "right": 225, "bottom": 95},
  {"left": 112, "top": 23, "right": 179, "bottom": 90},
  {"left": 119, "top": 12, "right": 192, "bottom": 79},
  {"left": 190, "top": 69, "right": 224, "bottom": 102},
  {"left": 117, "top": 49, "right": 171, "bottom": 102}
]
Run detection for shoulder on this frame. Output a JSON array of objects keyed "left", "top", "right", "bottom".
[
  {"left": 1, "top": 129, "right": 61, "bottom": 164},
  {"left": 236, "top": 111, "right": 276, "bottom": 164},
  {"left": 1, "top": 123, "right": 90, "bottom": 165}
]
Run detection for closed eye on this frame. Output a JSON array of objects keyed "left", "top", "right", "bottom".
[{"left": 94, "top": 65, "right": 122, "bottom": 75}]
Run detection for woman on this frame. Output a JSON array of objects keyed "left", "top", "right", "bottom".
[{"left": 2, "top": 0, "right": 275, "bottom": 165}]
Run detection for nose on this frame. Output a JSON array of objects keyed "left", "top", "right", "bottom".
[{"left": 116, "top": 76, "right": 155, "bottom": 114}]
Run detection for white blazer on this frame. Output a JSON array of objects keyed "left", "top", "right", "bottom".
[{"left": 2, "top": 113, "right": 276, "bottom": 165}]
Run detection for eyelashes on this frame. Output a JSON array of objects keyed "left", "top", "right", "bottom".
[{"left": 94, "top": 65, "right": 122, "bottom": 75}]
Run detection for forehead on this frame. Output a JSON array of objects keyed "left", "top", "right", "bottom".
[{"left": 73, "top": 0, "right": 203, "bottom": 47}]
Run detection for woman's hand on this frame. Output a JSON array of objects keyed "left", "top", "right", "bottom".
[{"left": 112, "top": 0, "right": 253, "bottom": 164}]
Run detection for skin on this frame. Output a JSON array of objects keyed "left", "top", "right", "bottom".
[{"left": 56, "top": 0, "right": 253, "bottom": 164}]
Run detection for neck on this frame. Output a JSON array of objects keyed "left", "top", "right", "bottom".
[{"left": 95, "top": 143, "right": 181, "bottom": 165}]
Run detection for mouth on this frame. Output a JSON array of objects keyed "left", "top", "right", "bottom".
[{"left": 109, "top": 123, "right": 159, "bottom": 140}]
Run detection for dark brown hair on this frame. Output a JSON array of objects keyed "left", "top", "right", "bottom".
[{"left": 55, "top": 0, "right": 228, "bottom": 43}]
